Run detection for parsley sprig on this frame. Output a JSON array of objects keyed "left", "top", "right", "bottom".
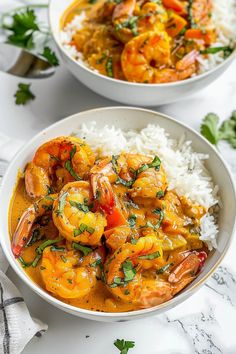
[
  {"left": 114, "top": 339, "right": 135, "bottom": 354},
  {"left": 14, "top": 83, "right": 35, "bottom": 105},
  {"left": 200, "top": 111, "right": 236, "bottom": 148},
  {"left": 40, "top": 46, "right": 60, "bottom": 66}
]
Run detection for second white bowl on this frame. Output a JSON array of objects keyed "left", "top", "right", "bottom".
[{"left": 49, "top": 0, "right": 236, "bottom": 106}]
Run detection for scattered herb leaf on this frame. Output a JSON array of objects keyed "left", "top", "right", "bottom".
[
  {"left": 65, "top": 160, "right": 81, "bottom": 181},
  {"left": 72, "top": 242, "right": 93, "bottom": 256},
  {"left": 114, "top": 339, "right": 135, "bottom": 354},
  {"left": 74, "top": 223, "right": 95, "bottom": 237},
  {"left": 56, "top": 191, "right": 68, "bottom": 216},
  {"left": 14, "top": 83, "right": 35, "bottom": 105},
  {"left": 200, "top": 46, "right": 233, "bottom": 59},
  {"left": 122, "top": 260, "right": 136, "bottom": 282},
  {"left": 138, "top": 251, "right": 160, "bottom": 260},
  {"left": 69, "top": 200, "right": 89, "bottom": 213},
  {"left": 156, "top": 262, "right": 174, "bottom": 274}
]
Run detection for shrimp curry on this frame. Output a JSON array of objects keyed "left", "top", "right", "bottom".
[
  {"left": 9, "top": 136, "right": 208, "bottom": 312},
  {"left": 61, "top": 0, "right": 216, "bottom": 83}
]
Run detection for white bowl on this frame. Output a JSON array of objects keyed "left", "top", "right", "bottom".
[
  {"left": 1, "top": 107, "right": 236, "bottom": 322},
  {"left": 49, "top": 0, "right": 236, "bottom": 107}
]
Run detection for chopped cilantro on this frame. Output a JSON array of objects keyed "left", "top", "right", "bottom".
[
  {"left": 156, "top": 263, "right": 174, "bottom": 274},
  {"left": 74, "top": 223, "right": 95, "bottom": 237},
  {"left": 138, "top": 251, "right": 160, "bottom": 260},
  {"left": 69, "top": 200, "right": 89, "bottom": 213},
  {"left": 72, "top": 242, "right": 92, "bottom": 256},
  {"left": 56, "top": 191, "right": 68, "bottom": 216}
]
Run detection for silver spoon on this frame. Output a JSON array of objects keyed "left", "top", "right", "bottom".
[{"left": 0, "top": 43, "right": 56, "bottom": 79}]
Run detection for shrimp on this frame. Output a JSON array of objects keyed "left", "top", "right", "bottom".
[
  {"left": 90, "top": 157, "right": 128, "bottom": 228},
  {"left": 40, "top": 247, "right": 96, "bottom": 299},
  {"left": 112, "top": 0, "right": 167, "bottom": 43},
  {"left": 25, "top": 137, "right": 95, "bottom": 199},
  {"left": 53, "top": 181, "right": 107, "bottom": 246},
  {"left": 104, "top": 225, "right": 132, "bottom": 250},
  {"left": 121, "top": 30, "right": 199, "bottom": 83},
  {"left": 11, "top": 194, "right": 58, "bottom": 258},
  {"left": 105, "top": 234, "right": 163, "bottom": 301},
  {"left": 105, "top": 244, "right": 206, "bottom": 307},
  {"left": 128, "top": 155, "right": 168, "bottom": 205}
]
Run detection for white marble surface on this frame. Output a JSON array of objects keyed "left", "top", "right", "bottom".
[{"left": 1, "top": 2, "right": 236, "bottom": 353}]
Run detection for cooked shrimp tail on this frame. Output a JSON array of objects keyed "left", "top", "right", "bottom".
[{"left": 12, "top": 194, "right": 57, "bottom": 258}]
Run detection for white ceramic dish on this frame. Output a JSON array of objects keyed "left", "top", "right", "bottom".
[
  {"left": 49, "top": 0, "right": 236, "bottom": 107},
  {"left": 1, "top": 107, "right": 236, "bottom": 322}
]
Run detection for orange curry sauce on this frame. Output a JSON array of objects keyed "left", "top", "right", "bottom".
[{"left": 9, "top": 149, "right": 208, "bottom": 313}]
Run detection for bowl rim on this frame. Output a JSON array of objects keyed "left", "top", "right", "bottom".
[
  {"left": 48, "top": 0, "right": 236, "bottom": 89},
  {"left": 1, "top": 106, "right": 236, "bottom": 319}
]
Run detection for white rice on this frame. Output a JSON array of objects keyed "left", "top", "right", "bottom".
[
  {"left": 74, "top": 121, "right": 219, "bottom": 250},
  {"left": 60, "top": 0, "right": 236, "bottom": 76}
]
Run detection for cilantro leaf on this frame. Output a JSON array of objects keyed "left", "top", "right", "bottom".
[
  {"left": 200, "top": 113, "right": 220, "bottom": 145},
  {"left": 14, "top": 83, "right": 35, "bottom": 105},
  {"left": 72, "top": 242, "right": 92, "bottom": 256},
  {"left": 200, "top": 46, "right": 233, "bottom": 59},
  {"left": 200, "top": 111, "right": 236, "bottom": 149},
  {"left": 138, "top": 251, "right": 160, "bottom": 260},
  {"left": 122, "top": 260, "right": 136, "bottom": 282},
  {"left": 40, "top": 46, "right": 59, "bottom": 66},
  {"left": 114, "top": 339, "right": 135, "bottom": 354},
  {"left": 4, "top": 8, "right": 39, "bottom": 48}
]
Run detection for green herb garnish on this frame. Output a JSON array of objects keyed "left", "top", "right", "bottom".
[
  {"left": 111, "top": 155, "right": 119, "bottom": 174},
  {"left": 136, "top": 155, "right": 161, "bottom": 175},
  {"left": 74, "top": 223, "right": 95, "bottom": 237},
  {"left": 65, "top": 160, "right": 81, "bottom": 180},
  {"left": 72, "top": 242, "right": 93, "bottom": 256},
  {"left": 128, "top": 214, "right": 137, "bottom": 228},
  {"left": 18, "top": 257, "right": 32, "bottom": 268},
  {"left": 60, "top": 255, "right": 67, "bottom": 263},
  {"left": 69, "top": 200, "right": 89, "bottom": 213},
  {"left": 115, "top": 16, "right": 139, "bottom": 36},
  {"left": 156, "top": 190, "right": 164, "bottom": 198},
  {"left": 156, "top": 262, "right": 174, "bottom": 274},
  {"left": 114, "top": 339, "right": 135, "bottom": 354},
  {"left": 115, "top": 176, "right": 134, "bottom": 188},
  {"left": 106, "top": 57, "right": 113, "bottom": 77},
  {"left": 200, "top": 111, "right": 236, "bottom": 148},
  {"left": 201, "top": 46, "right": 234, "bottom": 59},
  {"left": 138, "top": 251, "right": 160, "bottom": 260},
  {"left": 27, "top": 228, "right": 40, "bottom": 247},
  {"left": 31, "top": 254, "right": 42, "bottom": 267},
  {"left": 40, "top": 46, "right": 59, "bottom": 66},
  {"left": 122, "top": 260, "right": 136, "bottom": 282},
  {"left": 3, "top": 8, "right": 39, "bottom": 49},
  {"left": 36, "top": 238, "right": 62, "bottom": 255},
  {"left": 50, "top": 246, "right": 65, "bottom": 252},
  {"left": 14, "top": 83, "right": 35, "bottom": 105},
  {"left": 56, "top": 191, "right": 68, "bottom": 216},
  {"left": 91, "top": 258, "right": 102, "bottom": 267}
]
